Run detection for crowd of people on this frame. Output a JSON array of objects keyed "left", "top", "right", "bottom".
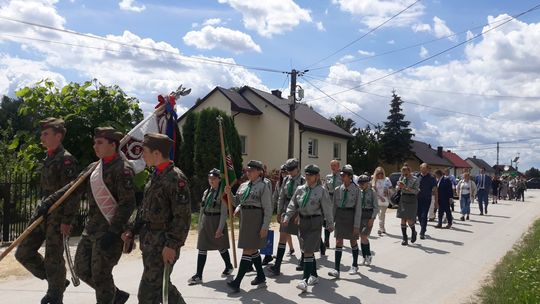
[{"left": 12, "top": 117, "right": 530, "bottom": 303}]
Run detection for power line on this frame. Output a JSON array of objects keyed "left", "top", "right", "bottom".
[
  {"left": 308, "top": 14, "right": 514, "bottom": 72},
  {"left": 0, "top": 15, "right": 287, "bottom": 74},
  {"left": 304, "top": 0, "right": 422, "bottom": 70},
  {"left": 304, "top": 4, "right": 540, "bottom": 101},
  {"left": 301, "top": 77, "right": 377, "bottom": 127},
  {"left": 445, "top": 137, "right": 540, "bottom": 149}
]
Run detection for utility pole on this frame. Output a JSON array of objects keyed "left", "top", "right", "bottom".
[
  {"left": 496, "top": 142, "right": 499, "bottom": 166},
  {"left": 287, "top": 69, "right": 297, "bottom": 158}
]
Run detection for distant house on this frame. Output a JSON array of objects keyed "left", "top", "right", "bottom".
[
  {"left": 443, "top": 150, "right": 472, "bottom": 177},
  {"left": 465, "top": 156, "right": 496, "bottom": 176},
  {"left": 177, "top": 86, "right": 353, "bottom": 172},
  {"left": 381, "top": 140, "right": 453, "bottom": 174},
  {"left": 493, "top": 165, "right": 522, "bottom": 177}
]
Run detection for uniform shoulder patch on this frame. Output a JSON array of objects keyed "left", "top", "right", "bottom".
[
  {"left": 64, "top": 158, "right": 73, "bottom": 166},
  {"left": 178, "top": 179, "right": 187, "bottom": 189}
]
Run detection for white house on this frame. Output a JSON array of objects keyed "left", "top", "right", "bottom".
[{"left": 177, "top": 86, "right": 353, "bottom": 172}]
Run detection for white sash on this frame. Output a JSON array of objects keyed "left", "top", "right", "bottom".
[{"left": 90, "top": 161, "right": 118, "bottom": 224}]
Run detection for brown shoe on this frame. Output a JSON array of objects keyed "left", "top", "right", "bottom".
[
  {"left": 434, "top": 224, "right": 443, "bottom": 229},
  {"left": 445, "top": 224, "right": 452, "bottom": 229}
]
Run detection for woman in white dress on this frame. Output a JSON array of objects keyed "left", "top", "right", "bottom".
[{"left": 372, "top": 167, "right": 392, "bottom": 235}]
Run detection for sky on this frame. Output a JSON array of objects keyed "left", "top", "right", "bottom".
[{"left": 1, "top": 0, "right": 540, "bottom": 171}]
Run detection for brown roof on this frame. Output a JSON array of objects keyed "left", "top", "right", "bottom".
[
  {"left": 465, "top": 157, "right": 496, "bottom": 174},
  {"left": 411, "top": 140, "right": 452, "bottom": 167},
  {"left": 243, "top": 87, "right": 353, "bottom": 139}
]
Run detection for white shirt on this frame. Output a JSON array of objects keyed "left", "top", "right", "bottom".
[
  {"left": 374, "top": 177, "right": 392, "bottom": 207},
  {"left": 460, "top": 181, "right": 471, "bottom": 195}
]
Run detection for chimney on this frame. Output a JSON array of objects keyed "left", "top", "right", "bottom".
[
  {"left": 473, "top": 155, "right": 476, "bottom": 159},
  {"left": 271, "top": 89, "right": 282, "bottom": 98},
  {"left": 437, "top": 146, "right": 443, "bottom": 158}
]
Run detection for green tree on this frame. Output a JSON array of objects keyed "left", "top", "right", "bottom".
[
  {"left": 525, "top": 167, "right": 540, "bottom": 178},
  {"left": 379, "top": 91, "right": 414, "bottom": 171},
  {"left": 12, "top": 79, "right": 143, "bottom": 169},
  {"left": 179, "top": 112, "right": 198, "bottom": 178}
]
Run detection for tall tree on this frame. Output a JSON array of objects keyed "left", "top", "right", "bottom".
[
  {"left": 379, "top": 91, "right": 414, "bottom": 171},
  {"left": 330, "top": 115, "right": 357, "bottom": 165},
  {"left": 178, "top": 112, "right": 198, "bottom": 178},
  {"left": 525, "top": 167, "right": 540, "bottom": 178}
]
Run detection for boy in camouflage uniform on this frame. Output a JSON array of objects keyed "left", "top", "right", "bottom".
[
  {"left": 123, "top": 133, "right": 191, "bottom": 303},
  {"left": 41, "top": 127, "right": 135, "bottom": 304},
  {"left": 15, "top": 118, "right": 79, "bottom": 304}
]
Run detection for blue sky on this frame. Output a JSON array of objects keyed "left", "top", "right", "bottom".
[{"left": 1, "top": 0, "right": 540, "bottom": 171}]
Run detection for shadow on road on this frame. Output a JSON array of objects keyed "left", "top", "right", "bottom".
[
  {"left": 367, "top": 265, "right": 407, "bottom": 279},
  {"left": 467, "top": 219, "right": 494, "bottom": 224},
  {"left": 425, "top": 235, "right": 464, "bottom": 246},
  {"left": 409, "top": 243, "right": 450, "bottom": 255}
]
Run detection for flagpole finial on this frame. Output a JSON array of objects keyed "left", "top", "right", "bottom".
[{"left": 217, "top": 115, "right": 224, "bottom": 125}]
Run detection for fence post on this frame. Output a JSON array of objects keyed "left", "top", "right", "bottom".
[{"left": 2, "top": 182, "right": 11, "bottom": 243}]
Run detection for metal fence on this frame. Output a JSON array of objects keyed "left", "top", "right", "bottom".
[{"left": 0, "top": 172, "right": 89, "bottom": 244}]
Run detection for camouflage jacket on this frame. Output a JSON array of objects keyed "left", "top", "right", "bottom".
[
  {"left": 45, "top": 156, "right": 136, "bottom": 238},
  {"left": 134, "top": 164, "right": 191, "bottom": 250},
  {"left": 40, "top": 145, "right": 79, "bottom": 225}
]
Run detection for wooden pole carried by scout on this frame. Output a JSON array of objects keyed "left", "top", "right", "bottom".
[
  {"left": 0, "top": 163, "right": 97, "bottom": 262},
  {"left": 217, "top": 116, "right": 238, "bottom": 268}
]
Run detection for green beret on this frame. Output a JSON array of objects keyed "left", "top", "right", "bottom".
[
  {"left": 143, "top": 132, "right": 173, "bottom": 152},
  {"left": 357, "top": 174, "right": 370, "bottom": 183},
  {"left": 340, "top": 164, "right": 354, "bottom": 175},
  {"left": 285, "top": 158, "right": 299, "bottom": 171},
  {"left": 208, "top": 168, "right": 221, "bottom": 177},
  {"left": 94, "top": 127, "right": 123, "bottom": 141},
  {"left": 304, "top": 164, "right": 320, "bottom": 175},
  {"left": 247, "top": 160, "right": 264, "bottom": 170},
  {"left": 40, "top": 117, "right": 66, "bottom": 134},
  {"left": 280, "top": 164, "right": 287, "bottom": 171}
]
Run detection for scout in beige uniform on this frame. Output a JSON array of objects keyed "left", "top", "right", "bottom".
[
  {"left": 283, "top": 164, "right": 334, "bottom": 293},
  {"left": 268, "top": 159, "right": 305, "bottom": 275},
  {"left": 224, "top": 160, "right": 272, "bottom": 293},
  {"left": 323, "top": 159, "right": 342, "bottom": 251},
  {"left": 328, "top": 165, "right": 361, "bottom": 279},
  {"left": 358, "top": 174, "right": 379, "bottom": 265},
  {"left": 188, "top": 169, "right": 233, "bottom": 285}
]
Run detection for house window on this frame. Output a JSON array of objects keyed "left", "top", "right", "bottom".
[
  {"left": 308, "top": 138, "right": 318, "bottom": 157},
  {"left": 333, "top": 143, "right": 341, "bottom": 160},
  {"left": 240, "top": 136, "right": 247, "bottom": 155}
]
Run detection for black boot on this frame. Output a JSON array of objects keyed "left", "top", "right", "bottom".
[
  {"left": 114, "top": 288, "right": 130, "bottom": 304},
  {"left": 401, "top": 225, "right": 408, "bottom": 246}
]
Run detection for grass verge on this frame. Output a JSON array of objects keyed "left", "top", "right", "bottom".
[{"left": 476, "top": 218, "right": 540, "bottom": 303}]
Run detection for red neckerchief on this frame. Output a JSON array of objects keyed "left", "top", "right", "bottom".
[
  {"left": 102, "top": 153, "right": 118, "bottom": 164},
  {"left": 47, "top": 148, "right": 57, "bottom": 157},
  {"left": 155, "top": 160, "right": 173, "bottom": 175}
]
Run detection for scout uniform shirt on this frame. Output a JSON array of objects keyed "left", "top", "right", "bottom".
[
  {"left": 200, "top": 185, "right": 227, "bottom": 234},
  {"left": 324, "top": 172, "right": 342, "bottom": 197},
  {"left": 333, "top": 182, "right": 361, "bottom": 228},
  {"left": 359, "top": 187, "right": 380, "bottom": 219},
  {"left": 138, "top": 163, "right": 191, "bottom": 250},
  {"left": 40, "top": 145, "right": 79, "bottom": 224},
  {"left": 233, "top": 177, "right": 272, "bottom": 230},
  {"left": 278, "top": 174, "right": 305, "bottom": 216},
  {"left": 285, "top": 183, "right": 334, "bottom": 227},
  {"left": 45, "top": 156, "right": 136, "bottom": 238}
]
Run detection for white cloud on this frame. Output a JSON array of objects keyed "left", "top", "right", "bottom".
[
  {"left": 217, "top": 0, "right": 312, "bottom": 37},
  {"left": 433, "top": 16, "right": 456, "bottom": 41},
  {"left": 316, "top": 21, "right": 326, "bottom": 32},
  {"left": 0, "top": 55, "right": 66, "bottom": 95},
  {"left": 183, "top": 25, "right": 262, "bottom": 53},
  {"left": 301, "top": 14, "right": 540, "bottom": 169},
  {"left": 119, "top": 0, "right": 146, "bottom": 13},
  {"left": 358, "top": 49, "right": 375, "bottom": 56},
  {"left": 466, "top": 30, "right": 474, "bottom": 41},
  {"left": 387, "top": 39, "right": 395, "bottom": 44},
  {"left": 412, "top": 23, "right": 431, "bottom": 33},
  {"left": 203, "top": 18, "right": 222, "bottom": 26},
  {"left": 419, "top": 46, "right": 428, "bottom": 58},
  {"left": 332, "top": 0, "right": 425, "bottom": 28}
]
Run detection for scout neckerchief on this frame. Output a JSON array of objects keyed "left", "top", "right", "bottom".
[
  {"left": 90, "top": 159, "right": 118, "bottom": 224},
  {"left": 241, "top": 182, "right": 253, "bottom": 204},
  {"left": 204, "top": 188, "right": 216, "bottom": 209},
  {"left": 361, "top": 189, "right": 367, "bottom": 208},
  {"left": 287, "top": 176, "right": 295, "bottom": 197},
  {"left": 340, "top": 186, "right": 348, "bottom": 208},
  {"left": 301, "top": 185, "right": 312, "bottom": 208}
]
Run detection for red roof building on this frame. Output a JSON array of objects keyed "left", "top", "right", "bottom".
[{"left": 443, "top": 150, "right": 472, "bottom": 177}]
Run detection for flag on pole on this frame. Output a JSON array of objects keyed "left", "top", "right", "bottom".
[
  {"left": 120, "top": 94, "right": 180, "bottom": 173},
  {"left": 219, "top": 138, "right": 237, "bottom": 193}
]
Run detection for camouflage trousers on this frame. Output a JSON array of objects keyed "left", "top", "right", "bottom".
[
  {"left": 138, "top": 229, "right": 185, "bottom": 304},
  {"left": 15, "top": 215, "right": 66, "bottom": 299},
  {"left": 74, "top": 234, "right": 123, "bottom": 304}
]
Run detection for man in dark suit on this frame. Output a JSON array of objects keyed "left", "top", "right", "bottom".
[
  {"left": 474, "top": 168, "right": 492, "bottom": 215},
  {"left": 435, "top": 170, "right": 454, "bottom": 229}
]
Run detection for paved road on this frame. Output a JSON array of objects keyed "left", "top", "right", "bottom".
[{"left": 1, "top": 190, "right": 539, "bottom": 304}]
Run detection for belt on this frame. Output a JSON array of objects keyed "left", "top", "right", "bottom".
[
  {"left": 362, "top": 208, "right": 374, "bottom": 211},
  {"left": 299, "top": 214, "right": 321, "bottom": 219},
  {"left": 241, "top": 205, "right": 262, "bottom": 210},
  {"left": 203, "top": 211, "right": 221, "bottom": 216},
  {"left": 402, "top": 193, "right": 415, "bottom": 196},
  {"left": 338, "top": 207, "right": 355, "bottom": 210},
  {"left": 144, "top": 222, "right": 168, "bottom": 230}
]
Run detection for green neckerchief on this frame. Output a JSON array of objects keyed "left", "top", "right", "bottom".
[
  {"left": 332, "top": 174, "right": 336, "bottom": 188},
  {"left": 361, "top": 189, "right": 367, "bottom": 208},
  {"left": 287, "top": 176, "right": 295, "bottom": 197},
  {"left": 340, "top": 188, "right": 348, "bottom": 208},
  {"left": 241, "top": 182, "right": 252, "bottom": 204},
  {"left": 301, "top": 186, "right": 312, "bottom": 208},
  {"left": 204, "top": 188, "right": 215, "bottom": 209}
]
